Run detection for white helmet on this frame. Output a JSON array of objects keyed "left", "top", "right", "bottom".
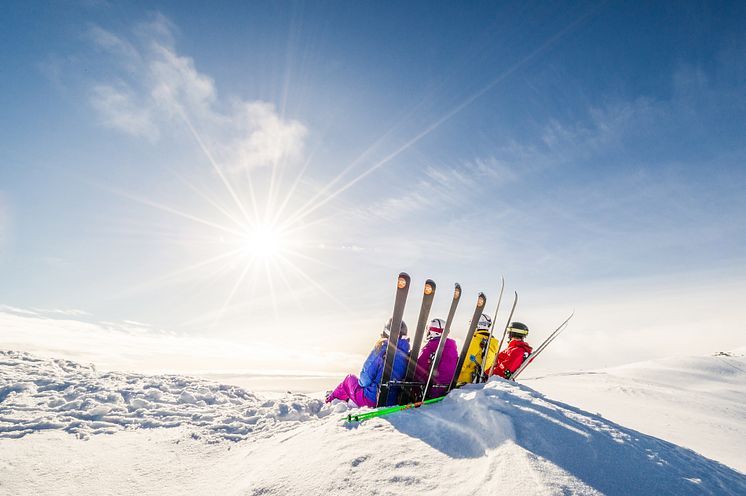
[
  {"left": 476, "top": 313, "right": 492, "bottom": 331},
  {"left": 426, "top": 318, "right": 445, "bottom": 341}
]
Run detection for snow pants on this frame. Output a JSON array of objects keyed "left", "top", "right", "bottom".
[{"left": 327, "top": 374, "right": 376, "bottom": 407}]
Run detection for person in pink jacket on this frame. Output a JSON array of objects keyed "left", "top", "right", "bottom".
[{"left": 413, "top": 318, "right": 458, "bottom": 399}]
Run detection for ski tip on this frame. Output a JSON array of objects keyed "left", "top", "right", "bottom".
[
  {"left": 397, "top": 273, "right": 411, "bottom": 289},
  {"left": 424, "top": 279, "right": 436, "bottom": 294},
  {"left": 453, "top": 283, "right": 461, "bottom": 299},
  {"left": 477, "top": 292, "right": 486, "bottom": 308}
]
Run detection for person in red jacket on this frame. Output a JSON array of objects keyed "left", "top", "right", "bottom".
[{"left": 489, "top": 322, "right": 532, "bottom": 380}]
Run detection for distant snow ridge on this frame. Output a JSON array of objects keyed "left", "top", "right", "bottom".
[{"left": 0, "top": 351, "right": 330, "bottom": 442}]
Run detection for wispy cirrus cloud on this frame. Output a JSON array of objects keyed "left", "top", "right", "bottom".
[
  {"left": 86, "top": 14, "right": 307, "bottom": 172},
  {"left": 354, "top": 154, "right": 521, "bottom": 223},
  {"left": 90, "top": 83, "right": 160, "bottom": 140}
]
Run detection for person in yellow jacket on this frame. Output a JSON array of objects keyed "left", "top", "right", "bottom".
[{"left": 456, "top": 313, "right": 499, "bottom": 384}]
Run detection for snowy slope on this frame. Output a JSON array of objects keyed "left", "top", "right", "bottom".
[
  {"left": 523, "top": 348, "right": 746, "bottom": 473},
  {"left": 2, "top": 350, "right": 746, "bottom": 495}
]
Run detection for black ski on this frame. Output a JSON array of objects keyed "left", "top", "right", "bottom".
[
  {"left": 399, "top": 279, "right": 436, "bottom": 404},
  {"left": 476, "top": 276, "right": 505, "bottom": 383},
  {"left": 449, "top": 292, "right": 487, "bottom": 391},
  {"left": 422, "top": 283, "right": 461, "bottom": 400},
  {"left": 377, "top": 272, "right": 411, "bottom": 407},
  {"left": 511, "top": 312, "right": 574, "bottom": 380}
]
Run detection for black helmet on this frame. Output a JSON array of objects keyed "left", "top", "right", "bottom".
[
  {"left": 383, "top": 318, "right": 407, "bottom": 337},
  {"left": 508, "top": 321, "right": 529, "bottom": 337}
]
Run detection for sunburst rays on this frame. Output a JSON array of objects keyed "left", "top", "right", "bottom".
[
  {"left": 104, "top": 107, "right": 343, "bottom": 329},
  {"left": 99, "top": 4, "right": 600, "bottom": 333}
]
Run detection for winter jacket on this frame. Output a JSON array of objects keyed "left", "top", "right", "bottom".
[
  {"left": 489, "top": 339, "right": 532, "bottom": 379},
  {"left": 413, "top": 336, "right": 458, "bottom": 399},
  {"left": 456, "top": 330, "right": 499, "bottom": 384},
  {"left": 360, "top": 337, "right": 411, "bottom": 405}
]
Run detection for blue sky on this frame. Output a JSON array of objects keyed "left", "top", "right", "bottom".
[{"left": 1, "top": 1, "right": 745, "bottom": 385}]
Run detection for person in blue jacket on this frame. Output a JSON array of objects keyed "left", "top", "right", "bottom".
[{"left": 326, "top": 318, "right": 410, "bottom": 407}]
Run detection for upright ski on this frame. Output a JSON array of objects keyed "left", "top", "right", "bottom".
[
  {"left": 487, "top": 291, "right": 518, "bottom": 380},
  {"left": 511, "top": 312, "right": 574, "bottom": 380},
  {"left": 449, "top": 292, "right": 487, "bottom": 391},
  {"left": 377, "top": 272, "right": 411, "bottom": 407},
  {"left": 422, "top": 283, "right": 461, "bottom": 400},
  {"left": 476, "top": 276, "right": 505, "bottom": 383},
  {"left": 399, "top": 279, "right": 436, "bottom": 403}
]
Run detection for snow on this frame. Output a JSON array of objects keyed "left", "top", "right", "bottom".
[
  {"left": 2, "top": 349, "right": 746, "bottom": 495},
  {"left": 0, "top": 351, "right": 327, "bottom": 443},
  {"left": 522, "top": 349, "right": 746, "bottom": 474}
]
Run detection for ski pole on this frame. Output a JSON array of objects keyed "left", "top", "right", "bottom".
[
  {"left": 488, "top": 291, "right": 518, "bottom": 380},
  {"left": 478, "top": 276, "right": 504, "bottom": 382},
  {"left": 511, "top": 312, "right": 574, "bottom": 380}
]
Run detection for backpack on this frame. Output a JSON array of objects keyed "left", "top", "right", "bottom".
[{"left": 456, "top": 330, "right": 499, "bottom": 384}]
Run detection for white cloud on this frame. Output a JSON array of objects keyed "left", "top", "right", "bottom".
[
  {"left": 90, "top": 84, "right": 159, "bottom": 139},
  {"left": 359, "top": 190, "right": 439, "bottom": 222},
  {"left": 30, "top": 307, "right": 93, "bottom": 318},
  {"left": 88, "top": 25, "right": 141, "bottom": 64},
  {"left": 86, "top": 15, "right": 307, "bottom": 171},
  {"left": 469, "top": 156, "right": 520, "bottom": 185},
  {"left": 358, "top": 154, "right": 520, "bottom": 222},
  {"left": 146, "top": 40, "right": 216, "bottom": 116},
  {"left": 227, "top": 101, "right": 308, "bottom": 171}
]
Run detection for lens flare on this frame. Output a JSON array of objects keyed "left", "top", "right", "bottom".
[{"left": 243, "top": 223, "right": 282, "bottom": 259}]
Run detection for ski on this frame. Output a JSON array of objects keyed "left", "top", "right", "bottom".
[
  {"left": 345, "top": 396, "right": 445, "bottom": 424},
  {"left": 448, "top": 292, "right": 487, "bottom": 391},
  {"left": 399, "top": 279, "right": 436, "bottom": 404},
  {"left": 376, "top": 272, "right": 411, "bottom": 407},
  {"left": 476, "top": 276, "right": 505, "bottom": 383},
  {"left": 511, "top": 312, "right": 574, "bottom": 380},
  {"left": 422, "top": 283, "right": 461, "bottom": 400},
  {"left": 487, "top": 291, "right": 518, "bottom": 380}
]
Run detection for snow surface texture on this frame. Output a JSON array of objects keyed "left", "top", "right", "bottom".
[
  {"left": 524, "top": 348, "right": 746, "bottom": 473},
  {"left": 0, "top": 351, "right": 326, "bottom": 443},
  {"left": 2, "top": 349, "right": 746, "bottom": 495}
]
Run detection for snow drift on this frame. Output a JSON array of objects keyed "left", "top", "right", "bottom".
[
  {"left": 0, "top": 351, "right": 325, "bottom": 443},
  {"left": 2, "top": 349, "right": 745, "bottom": 495}
]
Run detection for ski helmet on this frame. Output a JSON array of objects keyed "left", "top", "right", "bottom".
[
  {"left": 477, "top": 313, "right": 492, "bottom": 331},
  {"left": 507, "top": 321, "right": 529, "bottom": 337},
  {"left": 426, "top": 318, "right": 445, "bottom": 340},
  {"left": 383, "top": 317, "right": 408, "bottom": 337}
]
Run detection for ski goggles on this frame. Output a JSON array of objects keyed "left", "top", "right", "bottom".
[{"left": 507, "top": 326, "right": 528, "bottom": 336}]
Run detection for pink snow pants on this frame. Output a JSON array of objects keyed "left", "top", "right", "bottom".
[{"left": 327, "top": 374, "right": 376, "bottom": 407}]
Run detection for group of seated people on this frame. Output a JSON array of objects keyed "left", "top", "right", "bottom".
[{"left": 325, "top": 315, "right": 532, "bottom": 407}]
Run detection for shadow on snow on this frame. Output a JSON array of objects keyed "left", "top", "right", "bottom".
[{"left": 385, "top": 380, "right": 746, "bottom": 496}]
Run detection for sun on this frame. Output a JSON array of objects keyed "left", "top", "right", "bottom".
[{"left": 243, "top": 222, "right": 283, "bottom": 260}]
